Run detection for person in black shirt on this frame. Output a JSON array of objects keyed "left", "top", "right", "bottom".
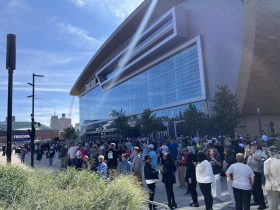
[
  {"left": 144, "top": 154, "right": 159, "bottom": 210},
  {"left": 186, "top": 152, "right": 199, "bottom": 207},
  {"left": 49, "top": 147, "right": 55, "bottom": 166},
  {"left": 36, "top": 146, "right": 44, "bottom": 163},
  {"left": 104, "top": 143, "right": 119, "bottom": 180},
  {"left": 60, "top": 145, "right": 68, "bottom": 170},
  {"left": 2, "top": 145, "right": 6, "bottom": 156},
  {"left": 90, "top": 145, "right": 99, "bottom": 172},
  {"left": 160, "top": 153, "right": 177, "bottom": 210}
]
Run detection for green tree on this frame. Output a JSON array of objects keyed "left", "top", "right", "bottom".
[
  {"left": 211, "top": 84, "right": 243, "bottom": 133},
  {"left": 114, "top": 108, "right": 129, "bottom": 138},
  {"left": 62, "top": 126, "right": 77, "bottom": 140},
  {"left": 182, "top": 102, "right": 202, "bottom": 135},
  {"left": 140, "top": 108, "right": 158, "bottom": 137}
]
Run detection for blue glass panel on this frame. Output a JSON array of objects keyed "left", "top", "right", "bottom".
[{"left": 80, "top": 43, "right": 203, "bottom": 125}]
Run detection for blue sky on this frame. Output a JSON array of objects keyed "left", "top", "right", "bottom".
[{"left": 0, "top": 0, "right": 143, "bottom": 127}]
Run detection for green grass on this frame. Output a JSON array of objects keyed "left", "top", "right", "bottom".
[{"left": 0, "top": 166, "right": 147, "bottom": 210}]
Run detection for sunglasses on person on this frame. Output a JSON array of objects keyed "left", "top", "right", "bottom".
[{"left": 148, "top": 158, "right": 152, "bottom": 160}]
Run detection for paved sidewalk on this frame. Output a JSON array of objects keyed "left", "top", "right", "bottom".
[
  {"left": 144, "top": 163, "right": 276, "bottom": 210},
  {"left": 1, "top": 154, "right": 279, "bottom": 210}
]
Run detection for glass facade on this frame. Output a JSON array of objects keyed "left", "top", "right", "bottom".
[
  {"left": 80, "top": 43, "right": 203, "bottom": 125},
  {"left": 103, "top": 17, "right": 173, "bottom": 81},
  {"left": 81, "top": 101, "right": 206, "bottom": 134}
]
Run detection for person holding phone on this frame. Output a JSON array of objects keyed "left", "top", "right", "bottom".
[
  {"left": 244, "top": 142, "right": 266, "bottom": 209},
  {"left": 208, "top": 148, "right": 223, "bottom": 202}
]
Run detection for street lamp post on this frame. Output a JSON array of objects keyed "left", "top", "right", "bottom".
[
  {"left": 257, "top": 108, "right": 262, "bottom": 137},
  {"left": 153, "top": 121, "right": 155, "bottom": 138},
  {"left": 6, "top": 34, "right": 16, "bottom": 164},
  {"left": 27, "top": 73, "right": 44, "bottom": 167}
]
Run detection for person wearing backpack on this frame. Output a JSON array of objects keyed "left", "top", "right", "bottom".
[{"left": 160, "top": 153, "right": 177, "bottom": 210}]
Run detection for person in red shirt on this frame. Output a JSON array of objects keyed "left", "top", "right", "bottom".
[
  {"left": 181, "top": 148, "right": 188, "bottom": 165},
  {"left": 123, "top": 145, "right": 131, "bottom": 157},
  {"left": 81, "top": 146, "right": 88, "bottom": 161}
]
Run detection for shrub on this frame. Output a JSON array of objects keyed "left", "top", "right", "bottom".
[{"left": 0, "top": 166, "right": 146, "bottom": 210}]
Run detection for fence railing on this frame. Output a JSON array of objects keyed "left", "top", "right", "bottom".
[{"left": 144, "top": 199, "right": 171, "bottom": 210}]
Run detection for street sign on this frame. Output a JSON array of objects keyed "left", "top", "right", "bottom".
[{"left": 13, "top": 132, "right": 31, "bottom": 142}]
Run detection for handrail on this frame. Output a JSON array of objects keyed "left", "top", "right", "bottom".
[{"left": 144, "top": 199, "right": 171, "bottom": 210}]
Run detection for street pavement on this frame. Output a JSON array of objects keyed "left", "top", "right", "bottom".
[{"left": 0, "top": 153, "right": 279, "bottom": 210}]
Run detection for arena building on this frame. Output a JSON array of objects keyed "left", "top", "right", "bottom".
[{"left": 71, "top": 0, "right": 280, "bottom": 138}]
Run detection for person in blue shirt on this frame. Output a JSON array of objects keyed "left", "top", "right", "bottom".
[
  {"left": 117, "top": 154, "right": 131, "bottom": 175},
  {"left": 148, "top": 144, "right": 157, "bottom": 169},
  {"left": 97, "top": 155, "right": 108, "bottom": 180},
  {"left": 169, "top": 139, "right": 179, "bottom": 160}
]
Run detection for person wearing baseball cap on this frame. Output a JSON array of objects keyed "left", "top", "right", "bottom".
[
  {"left": 264, "top": 145, "right": 280, "bottom": 210},
  {"left": 244, "top": 141, "right": 266, "bottom": 209},
  {"left": 148, "top": 144, "right": 157, "bottom": 169}
]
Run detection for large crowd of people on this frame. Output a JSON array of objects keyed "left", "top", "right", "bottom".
[{"left": 2, "top": 133, "right": 280, "bottom": 210}]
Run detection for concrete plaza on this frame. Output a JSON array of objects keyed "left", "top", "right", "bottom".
[{"left": 0, "top": 153, "right": 278, "bottom": 210}]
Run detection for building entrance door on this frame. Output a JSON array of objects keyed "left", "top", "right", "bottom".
[{"left": 157, "top": 131, "right": 167, "bottom": 138}]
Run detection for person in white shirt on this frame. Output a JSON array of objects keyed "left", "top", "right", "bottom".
[
  {"left": 68, "top": 144, "right": 77, "bottom": 167},
  {"left": 159, "top": 143, "right": 169, "bottom": 164},
  {"left": 226, "top": 153, "right": 255, "bottom": 210},
  {"left": 194, "top": 152, "right": 214, "bottom": 210},
  {"left": 264, "top": 146, "right": 280, "bottom": 210}
]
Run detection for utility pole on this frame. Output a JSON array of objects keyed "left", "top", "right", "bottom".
[
  {"left": 257, "top": 108, "right": 262, "bottom": 137},
  {"left": 27, "top": 73, "right": 44, "bottom": 167},
  {"left": 6, "top": 34, "right": 16, "bottom": 164}
]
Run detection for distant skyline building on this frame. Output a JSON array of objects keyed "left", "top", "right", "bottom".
[
  {"left": 50, "top": 115, "right": 59, "bottom": 129},
  {"left": 75, "top": 123, "right": 79, "bottom": 130},
  {"left": 59, "top": 113, "right": 68, "bottom": 131},
  {"left": 71, "top": 0, "right": 280, "bottom": 138}
]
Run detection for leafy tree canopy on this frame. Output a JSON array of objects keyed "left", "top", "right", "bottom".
[
  {"left": 211, "top": 84, "right": 243, "bottom": 133},
  {"left": 140, "top": 108, "right": 157, "bottom": 136},
  {"left": 62, "top": 126, "right": 77, "bottom": 140},
  {"left": 182, "top": 102, "right": 202, "bottom": 135},
  {"left": 114, "top": 108, "right": 129, "bottom": 138}
]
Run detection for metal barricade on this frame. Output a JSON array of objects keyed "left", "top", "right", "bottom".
[{"left": 144, "top": 199, "right": 171, "bottom": 210}]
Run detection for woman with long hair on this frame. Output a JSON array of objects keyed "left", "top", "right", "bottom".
[
  {"left": 224, "top": 147, "right": 236, "bottom": 209},
  {"left": 195, "top": 152, "right": 214, "bottom": 210},
  {"left": 160, "top": 153, "right": 177, "bottom": 210}
]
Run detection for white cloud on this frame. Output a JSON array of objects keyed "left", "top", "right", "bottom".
[
  {"left": 69, "top": 0, "right": 144, "bottom": 23},
  {"left": 58, "top": 22, "right": 106, "bottom": 48},
  {"left": 70, "top": 0, "right": 85, "bottom": 7},
  {"left": 8, "top": 0, "right": 31, "bottom": 12}
]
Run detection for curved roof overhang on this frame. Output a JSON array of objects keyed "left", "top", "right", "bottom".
[{"left": 70, "top": 0, "right": 185, "bottom": 96}]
